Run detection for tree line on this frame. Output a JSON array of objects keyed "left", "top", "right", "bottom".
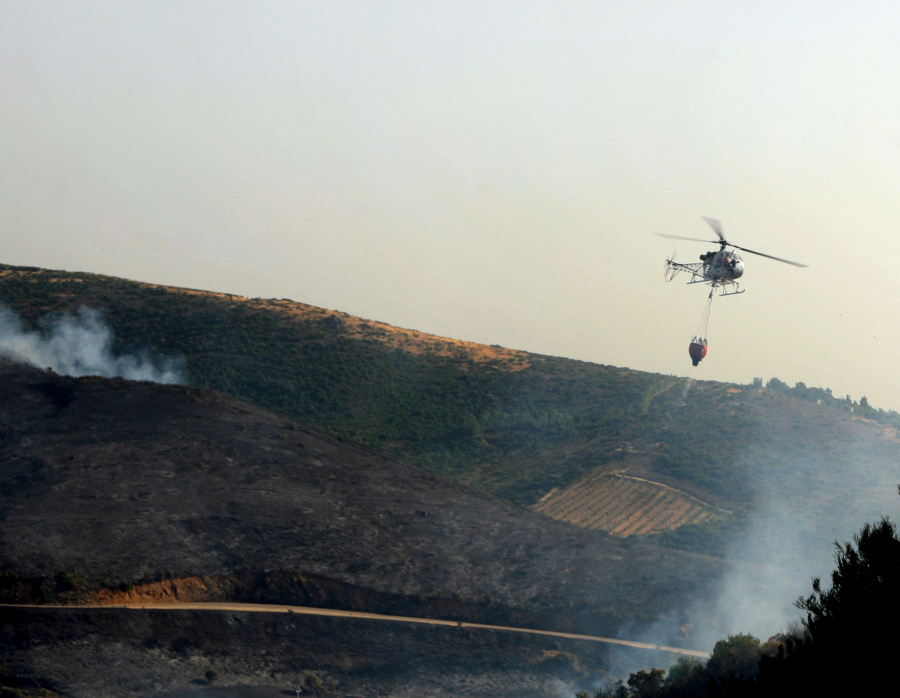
[{"left": 764, "top": 376, "right": 899, "bottom": 424}]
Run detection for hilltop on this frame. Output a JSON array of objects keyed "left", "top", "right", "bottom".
[
  {"left": 0, "top": 265, "right": 727, "bottom": 508},
  {"left": 1, "top": 264, "right": 899, "bottom": 560}
]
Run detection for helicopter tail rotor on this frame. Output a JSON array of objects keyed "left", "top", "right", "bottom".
[{"left": 664, "top": 250, "right": 679, "bottom": 281}]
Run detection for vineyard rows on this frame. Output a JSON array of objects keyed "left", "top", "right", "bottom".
[{"left": 532, "top": 472, "right": 718, "bottom": 537}]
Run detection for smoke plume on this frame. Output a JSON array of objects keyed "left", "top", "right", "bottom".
[
  {"left": 685, "top": 397, "right": 900, "bottom": 649},
  {"left": 0, "top": 304, "right": 185, "bottom": 384},
  {"left": 605, "top": 391, "right": 900, "bottom": 682}
]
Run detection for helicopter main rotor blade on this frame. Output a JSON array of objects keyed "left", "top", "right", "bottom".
[
  {"left": 702, "top": 216, "right": 725, "bottom": 241},
  {"left": 730, "top": 244, "right": 808, "bottom": 267},
  {"left": 655, "top": 233, "right": 719, "bottom": 244}
]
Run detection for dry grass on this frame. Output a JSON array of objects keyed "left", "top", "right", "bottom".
[
  {"left": 140, "top": 279, "right": 532, "bottom": 370},
  {"left": 532, "top": 471, "right": 727, "bottom": 537}
]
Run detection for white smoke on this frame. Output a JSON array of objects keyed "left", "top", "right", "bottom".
[
  {"left": 0, "top": 304, "right": 185, "bottom": 384},
  {"left": 683, "top": 395, "right": 900, "bottom": 651},
  {"left": 605, "top": 393, "right": 900, "bottom": 682}
]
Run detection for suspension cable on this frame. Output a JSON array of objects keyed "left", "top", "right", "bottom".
[{"left": 692, "top": 287, "right": 714, "bottom": 342}]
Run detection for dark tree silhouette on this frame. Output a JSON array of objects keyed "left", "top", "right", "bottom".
[
  {"left": 627, "top": 668, "right": 666, "bottom": 698},
  {"left": 754, "top": 502, "right": 900, "bottom": 696}
]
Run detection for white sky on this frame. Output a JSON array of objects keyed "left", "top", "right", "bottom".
[{"left": 2, "top": 1, "right": 900, "bottom": 407}]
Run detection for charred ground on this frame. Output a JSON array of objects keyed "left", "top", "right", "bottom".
[
  {"left": 0, "top": 358, "right": 725, "bottom": 695},
  {"left": 0, "top": 359, "right": 722, "bottom": 623}
]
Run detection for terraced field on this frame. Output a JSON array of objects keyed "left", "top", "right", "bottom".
[{"left": 532, "top": 471, "right": 727, "bottom": 537}]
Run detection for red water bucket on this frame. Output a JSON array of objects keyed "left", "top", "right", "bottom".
[{"left": 689, "top": 341, "right": 708, "bottom": 367}]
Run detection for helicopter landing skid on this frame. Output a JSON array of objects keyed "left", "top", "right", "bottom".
[
  {"left": 716, "top": 284, "right": 744, "bottom": 296},
  {"left": 685, "top": 277, "right": 744, "bottom": 295}
]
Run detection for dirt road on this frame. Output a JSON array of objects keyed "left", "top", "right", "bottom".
[{"left": 3, "top": 602, "right": 709, "bottom": 658}]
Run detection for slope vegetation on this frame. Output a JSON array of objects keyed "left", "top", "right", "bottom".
[{"left": 2, "top": 264, "right": 899, "bottom": 559}]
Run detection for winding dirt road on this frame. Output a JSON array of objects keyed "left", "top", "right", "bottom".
[{"left": 3, "top": 602, "right": 709, "bottom": 658}]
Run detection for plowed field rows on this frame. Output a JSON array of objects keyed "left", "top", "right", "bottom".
[{"left": 532, "top": 472, "right": 721, "bottom": 537}]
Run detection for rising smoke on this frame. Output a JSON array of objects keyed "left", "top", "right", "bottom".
[
  {"left": 686, "top": 395, "right": 899, "bottom": 649},
  {"left": 0, "top": 304, "right": 185, "bottom": 384},
  {"left": 607, "top": 390, "right": 900, "bottom": 681}
]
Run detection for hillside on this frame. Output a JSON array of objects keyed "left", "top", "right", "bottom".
[
  {"left": 0, "top": 266, "right": 738, "bottom": 507},
  {"left": 1, "top": 264, "right": 899, "bottom": 560},
  {"left": 0, "top": 358, "right": 726, "bottom": 696},
  {"left": 0, "top": 358, "right": 722, "bottom": 630}
]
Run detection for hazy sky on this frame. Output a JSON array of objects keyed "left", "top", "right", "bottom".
[{"left": 3, "top": 2, "right": 900, "bottom": 407}]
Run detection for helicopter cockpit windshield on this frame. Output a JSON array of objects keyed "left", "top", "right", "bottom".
[{"left": 701, "top": 250, "right": 744, "bottom": 281}]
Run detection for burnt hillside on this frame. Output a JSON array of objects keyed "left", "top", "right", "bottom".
[{"left": 0, "top": 358, "right": 723, "bottom": 635}]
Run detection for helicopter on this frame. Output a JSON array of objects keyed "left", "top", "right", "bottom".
[{"left": 657, "top": 216, "right": 807, "bottom": 295}]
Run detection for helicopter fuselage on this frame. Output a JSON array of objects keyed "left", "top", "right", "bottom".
[
  {"left": 663, "top": 249, "right": 745, "bottom": 294},
  {"left": 700, "top": 249, "right": 744, "bottom": 282}
]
